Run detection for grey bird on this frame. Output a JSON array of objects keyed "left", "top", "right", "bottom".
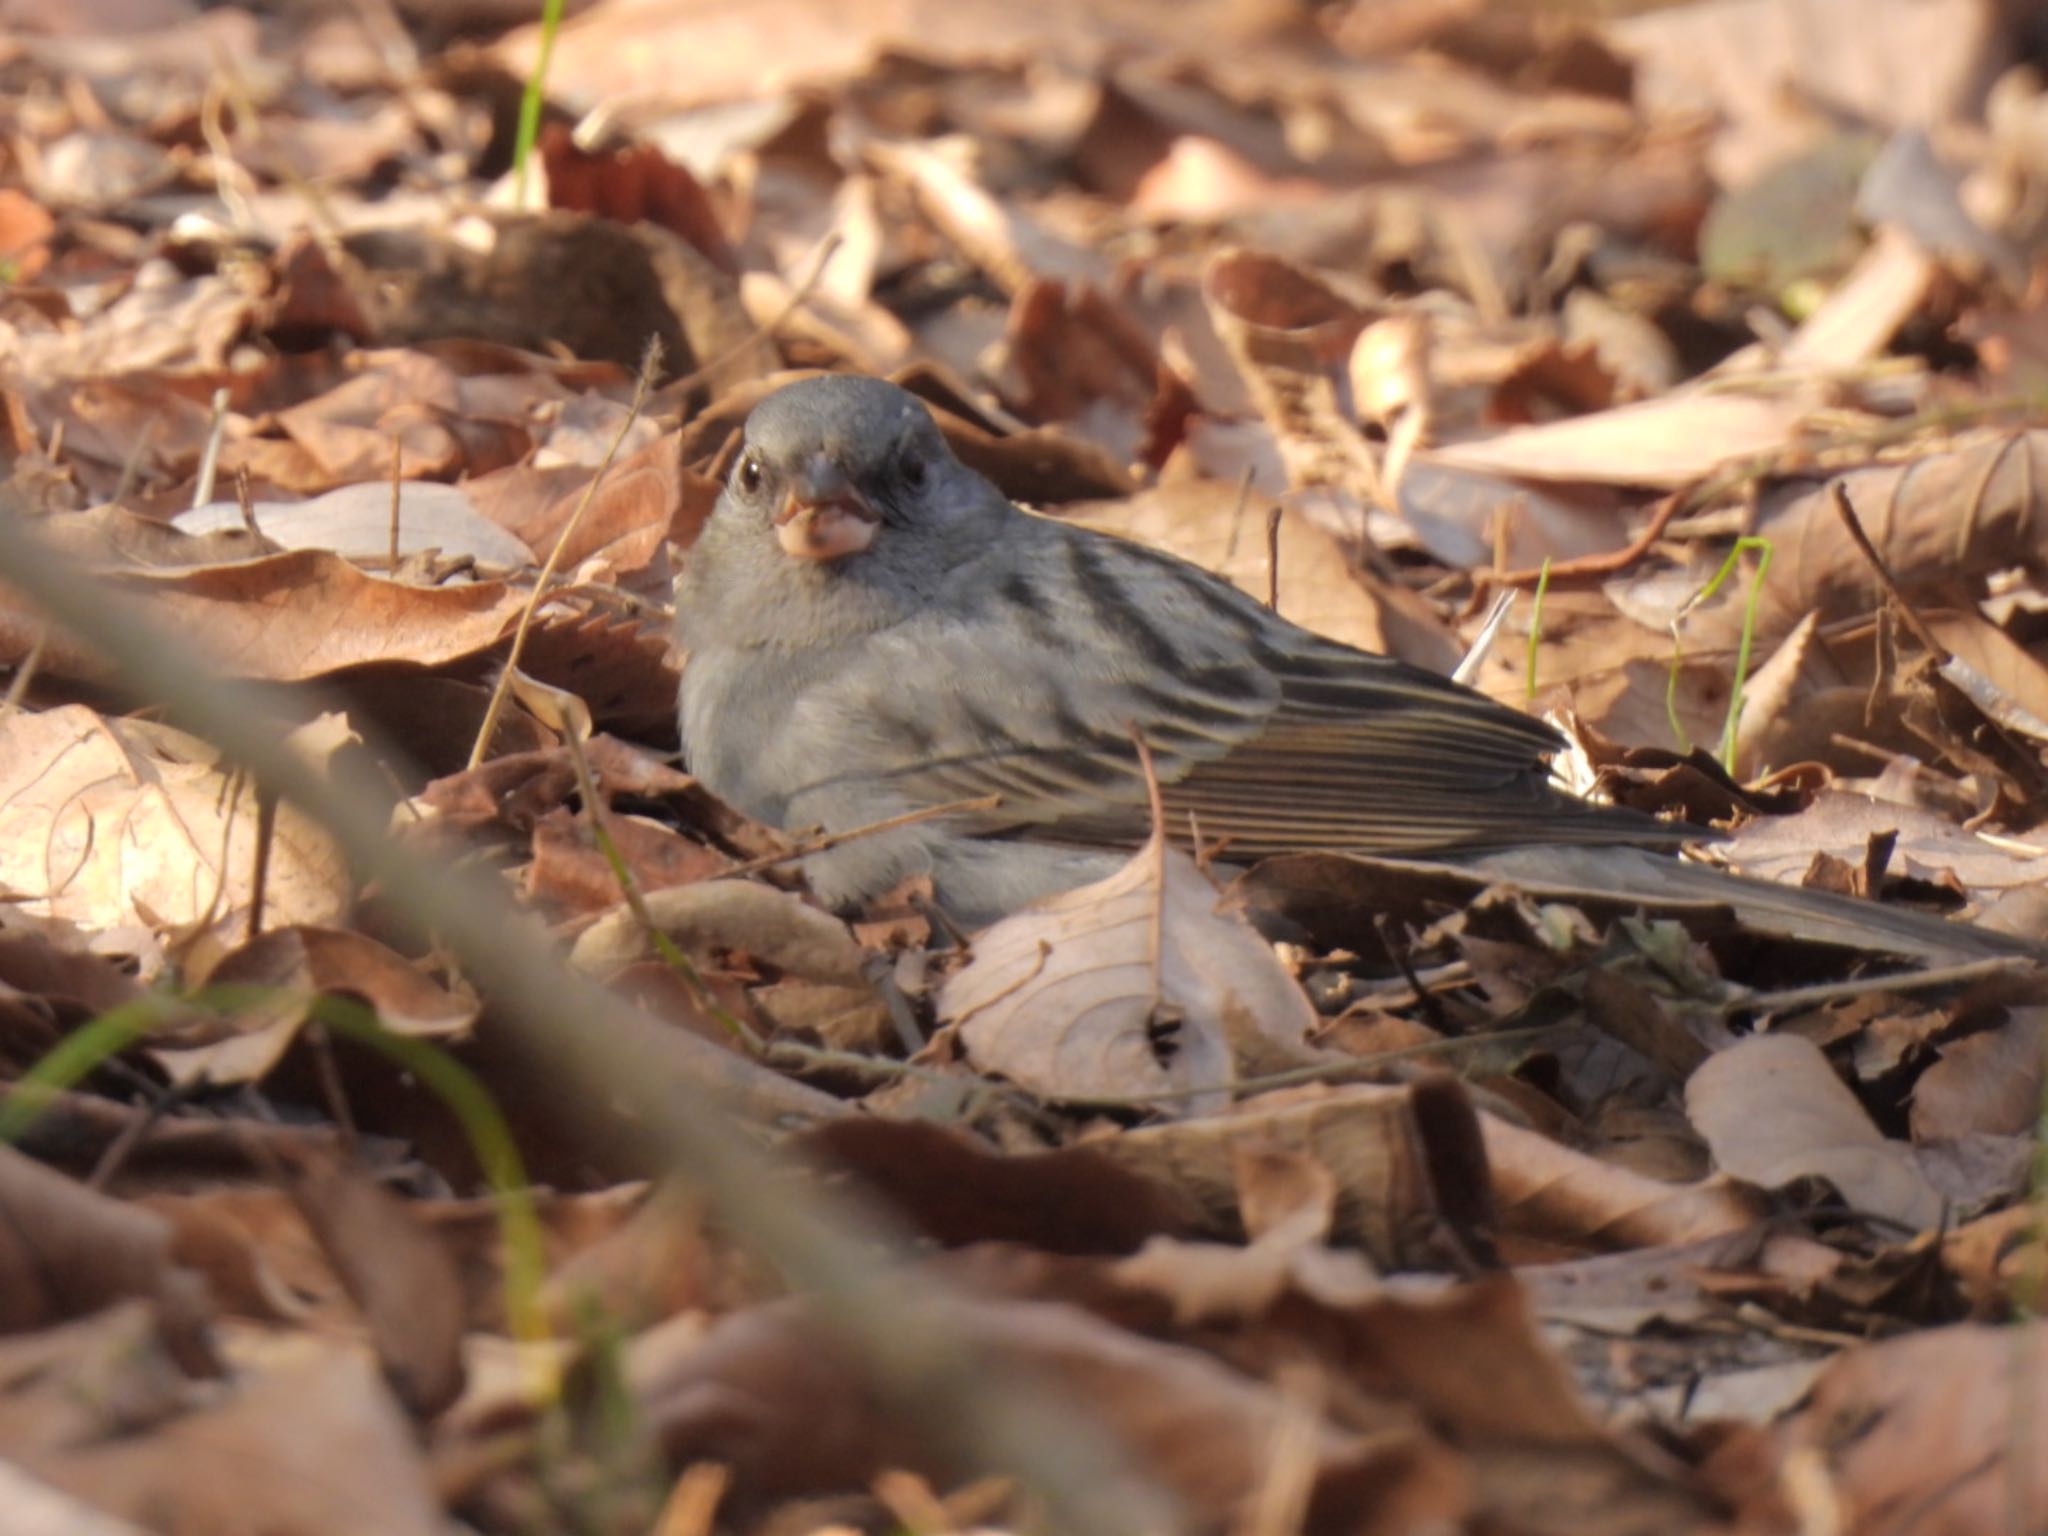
[{"left": 676, "top": 375, "right": 2035, "bottom": 961}]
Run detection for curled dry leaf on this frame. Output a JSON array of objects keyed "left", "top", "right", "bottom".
[
  {"left": 0, "top": 1312, "right": 445, "bottom": 1536},
  {"left": 0, "top": 706, "right": 350, "bottom": 955},
  {"left": 1, "top": 550, "right": 527, "bottom": 687},
  {"left": 1674, "top": 432, "right": 2048, "bottom": 651},
  {"left": 0, "top": 1143, "right": 181, "bottom": 1332},
  {"left": 570, "top": 877, "right": 869, "bottom": 986},
  {"left": 1773, "top": 1321, "right": 2048, "bottom": 1536},
  {"left": 938, "top": 839, "right": 1319, "bottom": 1114},
  {"left": 1685, "top": 1033, "right": 1944, "bottom": 1233},
  {"left": 287, "top": 1156, "right": 467, "bottom": 1419},
  {"left": 1094, "top": 1080, "right": 1492, "bottom": 1268},
  {"left": 1202, "top": 249, "right": 1380, "bottom": 518},
  {"left": 1480, "top": 1110, "right": 1766, "bottom": 1253},
  {"left": 153, "top": 926, "right": 478, "bottom": 1089}
]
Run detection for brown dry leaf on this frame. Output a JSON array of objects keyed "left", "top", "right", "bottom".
[
  {"left": 1127, "top": 135, "right": 1329, "bottom": 222},
  {"left": 229, "top": 347, "right": 573, "bottom": 492},
  {"left": 1480, "top": 1110, "right": 1766, "bottom": 1253},
  {"left": 2, "top": 262, "right": 256, "bottom": 381},
  {"left": 525, "top": 808, "right": 730, "bottom": 917},
  {"left": 1111, "top": 1142, "right": 1347, "bottom": 1324},
  {"left": 14, "top": 375, "right": 219, "bottom": 494},
  {"left": 1773, "top": 1322, "right": 2048, "bottom": 1536},
  {"left": 1685, "top": 1033, "right": 1944, "bottom": 1232},
  {"left": 0, "top": 706, "right": 351, "bottom": 949},
  {"left": 1910, "top": 1007, "right": 2046, "bottom": 1142},
  {"left": 287, "top": 1156, "right": 467, "bottom": 1419},
  {"left": 571, "top": 878, "right": 869, "bottom": 986},
  {"left": 1940, "top": 1203, "right": 2037, "bottom": 1312},
  {"left": 1675, "top": 432, "right": 2048, "bottom": 651},
  {"left": 1431, "top": 386, "right": 1821, "bottom": 489},
  {"left": 0, "top": 1309, "right": 444, "bottom": 1536},
  {"left": 1517, "top": 1227, "right": 1770, "bottom": 1330},
  {"left": 50, "top": 552, "right": 527, "bottom": 684},
  {"left": 1091, "top": 1080, "right": 1489, "bottom": 1268},
  {"left": 462, "top": 427, "right": 679, "bottom": 576},
  {"left": 869, "top": 137, "right": 1107, "bottom": 296},
  {"left": 1610, "top": 0, "right": 1998, "bottom": 187},
  {"left": 1722, "top": 790, "right": 2048, "bottom": 908},
  {"left": 1394, "top": 458, "right": 1635, "bottom": 573},
  {"left": 632, "top": 1289, "right": 1423, "bottom": 1529},
  {"left": 153, "top": 926, "right": 477, "bottom": 1087},
  {"left": 1201, "top": 249, "right": 1379, "bottom": 517},
  {"left": 533, "top": 1183, "right": 757, "bottom": 1330},
  {"left": 798, "top": 1117, "right": 1202, "bottom": 1255},
  {"left": 938, "top": 838, "right": 1319, "bottom": 1114},
  {"left": 0, "top": 1144, "right": 184, "bottom": 1331},
  {"left": 137, "top": 1187, "right": 338, "bottom": 1326},
  {"left": 0, "top": 189, "right": 55, "bottom": 283}
]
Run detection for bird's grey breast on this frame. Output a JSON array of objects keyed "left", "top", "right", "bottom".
[{"left": 677, "top": 639, "right": 840, "bottom": 824}]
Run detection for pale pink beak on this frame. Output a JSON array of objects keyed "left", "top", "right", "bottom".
[{"left": 774, "top": 455, "right": 879, "bottom": 562}]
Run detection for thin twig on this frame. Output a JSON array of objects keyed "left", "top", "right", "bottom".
[
  {"left": 1265, "top": 503, "right": 1283, "bottom": 611},
  {"left": 0, "top": 629, "right": 44, "bottom": 731},
  {"left": 1828, "top": 481, "right": 1950, "bottom": 661},
  {"left": 1477, "top": 483, "right": 1689, "bottom": 592},
  {"left": 718, "top": 794, "right": 1003, "bottom": 879},
  {"left": 245, "top": 788, "right": 275, "bottom": 943},
  {"left": 665, "top": 232, "right": 844, "bottom": 399},
  {"left": 387, "top": 435, "right": 402, "bottom": 572},
  {"left": 1046, "top": 1021, "right": 1575, "bottom": 1110},
  {"left": 1725, "top": 956, "right": 2038, "bottom": 1016},
  {"left": 468, "top": 338, "right": 663, "bottom": 770},
  {"left": 556, "top": 713, "right": 763, "bottom": 1052},
  {"left": 191, "top": 387, "right": 231, "bottom": 508}
]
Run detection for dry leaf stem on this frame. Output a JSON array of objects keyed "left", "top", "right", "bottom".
[{"left": 467, "top": 338, "right": 662, "bottom": 771}]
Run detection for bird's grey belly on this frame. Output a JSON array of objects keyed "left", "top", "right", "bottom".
[
  {"left": 678, "top": 646, "right": 821, "bottom": 825},
  {"left": 681, "top": 640, "right": 919, "bottom": 830}
]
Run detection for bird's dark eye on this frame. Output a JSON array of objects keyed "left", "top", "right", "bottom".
[
  {"left": 736, "top": 452, "right": 764, "bottom": 496},
  {"left": 899, "top": 450, "right": 927, "bottom": 491}
]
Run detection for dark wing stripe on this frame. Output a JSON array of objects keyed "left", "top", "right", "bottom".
[
  {"left": 997, "top": 568, "right": 1072, "bottom": 652},
  {"left": 1065, "top": 536, "right": 1184, "bottom": 672}
]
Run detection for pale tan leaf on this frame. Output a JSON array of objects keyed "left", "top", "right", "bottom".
[
  {"left": 1089, "top": 1081, "right": 1485, "bottom": 1267},
  {"left": 153, "top": 926, "right": 478, "bottom": 1087},
  {"left": 1480, "top": 1111, "right": 1766, "bottom": 1250},
  {"left": 938, "top": 839, "right": 1317, "bottom": 1113},
  {"left": 0, "top": 706, "right": 350, "bottom": 952},
  {"left": 1685, "top": 1033, "right": 1944, "bottom": 1231},
  {"left": 1774, "top": 1322, "right": 2048, "bottom": 1536},
  {"left": 1431, "top": 387, "right": 1821, "bottom": 489}
]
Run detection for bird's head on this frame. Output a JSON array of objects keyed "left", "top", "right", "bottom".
[{"left": 720, "top": 375, "right": 984, "bottom": 565}]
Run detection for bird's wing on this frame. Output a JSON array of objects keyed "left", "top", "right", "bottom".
[
  {"left": 784, "top": 522, "right": 1669, "bottom": 855},
  {"left": 1145, "top": 633, "right": 1670, "bottom": 856}
]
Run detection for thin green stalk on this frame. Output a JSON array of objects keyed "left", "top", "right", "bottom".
[
  {"left": 1, "top": 987, "right": 553, "bottom": 1370},
  {"left": 1665, "top": 536, "right": 1773, "bottom": 774},
  {"left": 511, "top": 0, "right": 568, "bottom": 207}
]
